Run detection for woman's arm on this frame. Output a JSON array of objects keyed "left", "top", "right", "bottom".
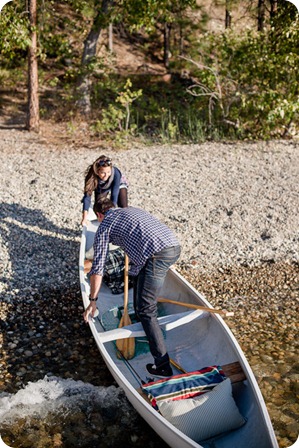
[
  {"left": 81, "top": 210, "right": 89, "bottom": 226},
  {"left": 81, "top": 193, "right": 92, "bottom": 225},
  {"left": 110, "top": 168, "right": 122, "bottom": 205}
]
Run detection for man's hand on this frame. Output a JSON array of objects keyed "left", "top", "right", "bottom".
[{"left": 83, "top": 302, "right": 97, "bottom": 323}]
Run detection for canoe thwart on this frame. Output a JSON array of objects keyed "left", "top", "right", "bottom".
[
  {"left": 98, "top": 309, "right": 206, "bottom": 343},
  {"left": 158, "top": 297, "right": 234, "bottom": 317}
]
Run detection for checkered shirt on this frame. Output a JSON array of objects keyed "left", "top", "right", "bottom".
[
  {"left": 90, "top": 206, "right": 180, "bottom": 277},
  {"left": 103, "top": 247, "right": 133, "bottom": 294}
]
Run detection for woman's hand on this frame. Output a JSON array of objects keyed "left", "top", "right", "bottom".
[
  {"left": 81, "top": 217, "right": 89, "bottom": 226},
  {"left": 81, "top": 211, "right": 89, "bottom": 226}
]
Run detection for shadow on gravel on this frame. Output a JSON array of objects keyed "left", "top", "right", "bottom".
[
  {"left": 0, "top": 202, "right": 115, "bottom": 391},
  {"left": 0, "top": 202, "right": 79, "bottom": 294},
  {"left": 0, "top": 203, "right": 169, "bottom": 448}
]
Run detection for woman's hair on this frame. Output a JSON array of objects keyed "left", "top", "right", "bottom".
[
  {"left": 93, "top": 197, "right": 115, "bottom": 215},
  {"left": 84, "top": 155, "right": 112, "bottom": 195}
]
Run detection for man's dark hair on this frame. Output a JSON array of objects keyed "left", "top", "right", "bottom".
[{"left": 93, "top": 197, "right": 115, "bottom": 215}]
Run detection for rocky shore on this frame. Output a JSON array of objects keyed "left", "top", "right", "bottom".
[{"left": 0, "top": 127, "right": 298, "bottom": 447}]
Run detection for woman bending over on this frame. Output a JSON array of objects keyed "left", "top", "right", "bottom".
[{"left": 81, "top": 155, "right": 128, "bottom": 226}]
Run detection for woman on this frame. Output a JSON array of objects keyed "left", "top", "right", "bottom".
[{"left": 81, "top": 155, "right": 128, "bottom": 226}]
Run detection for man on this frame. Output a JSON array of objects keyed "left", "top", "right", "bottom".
[{"left": 83, "top": 198, "right": 181, "bottom": 378}]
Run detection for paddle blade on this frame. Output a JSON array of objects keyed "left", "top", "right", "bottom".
[{"left": 116, "top": 311, "right": 135, "bottom": 359}]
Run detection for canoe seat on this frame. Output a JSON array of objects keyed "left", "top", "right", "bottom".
[{"left": 221, "top": 361, "right": 246, "bottom": 383}]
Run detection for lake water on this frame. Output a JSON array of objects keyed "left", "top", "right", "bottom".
[{"left": 0, "top": 376, "right": 168, "bottom": 448}]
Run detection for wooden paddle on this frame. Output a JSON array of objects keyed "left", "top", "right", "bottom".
[
  {"left": 157, "top": 297, "right": 234, "bottom": 317},
  {"left": 116, "top": 254, "right": 135, "bottom": 359}
]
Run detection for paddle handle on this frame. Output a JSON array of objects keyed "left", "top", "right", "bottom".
[
  {"left": 158, "top": 297, "right": 234, "bottom": 317},
  {"left": 170, "top": 358, "right": 187, "bottom": 373},
  {"left": 123, "top": 254, "right": 129, "bottom": 313}
]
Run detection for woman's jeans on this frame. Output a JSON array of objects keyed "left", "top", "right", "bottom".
[{"left": 133, "top": 245, "right": 181, "bottom": 365}]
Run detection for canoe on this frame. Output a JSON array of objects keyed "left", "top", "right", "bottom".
[{"left": 79, "top": 219, "right": 278, "bottom": 448}]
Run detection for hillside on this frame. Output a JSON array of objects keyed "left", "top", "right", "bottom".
[{"left": 0, "top": 0, "right": 298, "bottom": 143}]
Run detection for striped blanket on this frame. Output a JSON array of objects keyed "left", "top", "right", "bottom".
[{"left": 142, "top": 365, "right": 226, "bottom": 410}]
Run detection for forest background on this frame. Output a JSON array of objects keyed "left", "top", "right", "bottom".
[{"left": 0, "top": 0, "right": 298, "bottom": 146}]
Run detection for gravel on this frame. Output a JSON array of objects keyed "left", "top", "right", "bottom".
[
  {"left": 0, "top": 128, "right": 298, "bottom": 448},
  {"left": 0, "top": 130, "right": 298, "bottom": 300}
]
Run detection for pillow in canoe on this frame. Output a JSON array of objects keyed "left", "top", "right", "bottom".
[
  {"left": 85, "top": 246, "right": 133, "bottom": 294},
  {"left": 159, "top": 378, "right": 246, "bottom": 442},
  {"left": 142, "top": 367, "right": 246, "bottom": 442},
  {"left": 142, "top": 365, "right": 226, "bottom": 410}
]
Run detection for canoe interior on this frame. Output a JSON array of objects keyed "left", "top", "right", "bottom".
[{"left": 80, "top": 220, "right": 278, "bottom": 448}]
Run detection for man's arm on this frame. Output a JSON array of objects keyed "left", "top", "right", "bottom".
[{"left": 83, "top": 273, "right": 103, "bottom": 323}]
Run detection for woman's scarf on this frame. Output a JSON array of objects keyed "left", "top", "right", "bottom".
[{"left": 97, "top": 166, "right": 115, "bottom": 192}]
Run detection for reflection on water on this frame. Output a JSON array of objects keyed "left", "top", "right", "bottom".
[{"left": 0, "top": 377, "right": 167, "bottom": 448}]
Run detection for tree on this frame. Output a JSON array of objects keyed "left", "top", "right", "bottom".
[
  {"left": 26, "top": 0, "right": 39, "bottom": 132},
  {"left": 163, "top": 22, "right": 172, "bottom": 68},
  {"left": 76, "top": 0, "right": 112, "bottom": 115},
  {"left": 75, "top": 0, "right": 196, "bottom": 114},
  {"left": 270, "top": 0, "right": 277, "bottom": 20},
  {"left": 257, "top": 0, "right": 265, "bottom": 31},
  {"left": 225, "top": 0, "right": 232, "bottom": 28}
]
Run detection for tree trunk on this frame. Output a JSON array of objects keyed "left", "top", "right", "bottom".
[
  {"left": 179, "top": 24, "right": 184, "bottom": 56},
  {"left": 258, "top": 0, "right": 265, "bottom": 31},
  {"left": 225, "top": 0, "right": 232, "bottom": 28},
  {"left": 26, "top": 0, "right": 39, "bottom": 132},
  {"left": 163, "top": 22, "right": 171, "bottom": 69},
  {"left": 108, "top": 23, "right": 113, "bottom": 52},
  {"left": 270, "top": 0, "right": 277, "bottom": 20},
  {"left": 225, "top": 9, "right": 232, "bottom": 28},
  {"left": 76, "top": 0, "right": 111, "bottom": 115}
]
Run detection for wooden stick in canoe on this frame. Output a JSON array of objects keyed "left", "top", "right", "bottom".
[
  {"left": 116, "top": 254, "right": 135, "bottom": 359},
  {"left": 157, "top": 297, "right": 234, "bottom": 317}
]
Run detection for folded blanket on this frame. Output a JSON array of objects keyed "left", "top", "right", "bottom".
[{"left": 142, "top": 365, "right": 226, "bottom": 410}]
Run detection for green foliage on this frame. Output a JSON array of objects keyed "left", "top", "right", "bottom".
[
  {"left": 37, "top": 2, "right": 84, "bottom": 64},
  {"left": 0, "top": 0, "right": 298, "bottom": 142},
  {"left": 90, "top": 72, "right": 224, "bottom": 144},
  {"left": 185, "top": 6, "right": 299, "bottom": 139},
  {"left": 0, "top": 2, "right": 30, "bottom": 64},
  {"left": 119, "top": 0, "right": 196, "bottom": 31},
  {"left": 92, "top": 78, "right": 142, "bottom": 137},
  {"left": 115, "top": 79, "right": 142, "bottom": 131},
  {"left": 0, "top": 1, "right": 85, "bottom": 67}
]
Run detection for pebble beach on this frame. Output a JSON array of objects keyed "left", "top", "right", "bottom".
[{"left": 0, "top": 127, "right": 298, "bottom": 448}]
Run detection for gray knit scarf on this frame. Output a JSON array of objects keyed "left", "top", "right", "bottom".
[{"left": 97, "top": 166, "right": 115, "bottom": 191}]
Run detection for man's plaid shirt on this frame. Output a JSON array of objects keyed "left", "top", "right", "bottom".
[{"left": 90, "top": 206, "right": 180, "bottom": 277}]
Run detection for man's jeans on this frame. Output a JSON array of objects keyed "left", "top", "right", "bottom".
[{"left": 133, "top": 245, "right": 181, "bottom": 365}]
